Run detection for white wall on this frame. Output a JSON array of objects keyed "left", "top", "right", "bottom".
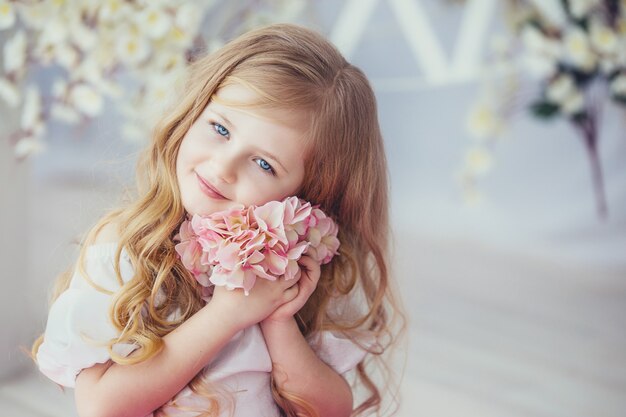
[{"left": 0, "top": 105, "right": 32, "bottom": 378}]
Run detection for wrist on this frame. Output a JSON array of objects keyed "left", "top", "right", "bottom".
[
  {"left": 201, "top": 299, "right": 249, "bottom": 334},
  {"left": 260, "top": 315, "right": 297, "bottom": 330}
]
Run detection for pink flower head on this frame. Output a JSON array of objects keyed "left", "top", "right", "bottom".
[
  {"left": 174, "top": 197, "right": 340, "bottom": 298},
  {"left": 305, "top": 208, "right": 340, "bottom": 264},
  {"left": 174, "top": 220, "right": 211, "bottom": 286}
]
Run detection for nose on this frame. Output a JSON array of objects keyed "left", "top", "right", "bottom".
[{"left": 211, "top": 153, "right": 237, "bottom": 185}]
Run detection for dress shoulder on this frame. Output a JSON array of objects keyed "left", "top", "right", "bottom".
[
  {"left": 307, "top": 294, "right": 375, "bottom": 375},
  {"left": 36, "top": 242, "right": 137, "bottom": 387},
  {"left": 308, "top": 330, "right": 370, "bottom": 375}
]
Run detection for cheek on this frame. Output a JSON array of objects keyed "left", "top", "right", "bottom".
[
  {"left": 236, "top": 180, "right": 293, "bottom": 207},
  {"left": 177, "top": 132, "right": 205, "bottom": 171}
]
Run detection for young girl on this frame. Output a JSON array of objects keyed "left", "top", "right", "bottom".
[{"left": 32, "top": 23, "right": 403, "bottom": 417}]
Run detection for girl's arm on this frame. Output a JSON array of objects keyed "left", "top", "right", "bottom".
[
  {"left": 260, "top": 256, "right": 354, "bottom": 417},
  {"left": 75, "top": 275, "right": 301, "bottom": 417}
]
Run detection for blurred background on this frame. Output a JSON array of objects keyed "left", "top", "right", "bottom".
[{"left": 1, "top": 0, "right": 625, "bottom": 416}]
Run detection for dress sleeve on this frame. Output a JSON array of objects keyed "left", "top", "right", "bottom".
[
  {"left": 308, "top": 331, "right": 370, "bottom": 375},
  {"left": 36, "top": 243, "right": 137, "bottom": 388}
]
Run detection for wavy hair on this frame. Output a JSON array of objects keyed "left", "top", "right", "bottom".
[{"left": 32, "top": 23, "right": 405, "bottom": 416}]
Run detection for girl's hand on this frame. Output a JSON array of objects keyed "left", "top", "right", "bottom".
[
  {"left": 208, "top": 272, "right": 301, "bottom": 330},
  {"left": 263, "top": 255, "right": 321, "bottom": 324}
]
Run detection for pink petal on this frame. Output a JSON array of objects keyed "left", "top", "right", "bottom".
[
  {"left": 195, "top": 271, "right": 212, "bottom": 287},
  {"left": 284, "top": 259, "right": 300, "bottom": 280},
  {"left": 254, "top": 200, "right": 284, "bottom": 231},
  {"left": 242, "top": 269, "right": 257, "bottom": 296},
  {"left": 307, "top": 227, "right": 322, "bottom": 246},
  {"left": 287, "top": 241, "right": 309, "bottom": 260},
  {"left": 246, "top": 250, "right": 265, "bottom": 265},
  {"left": 215, "top": 242, "right": 241, "bottom": 270},
  {"left": 264, "top": 248, "right": 288, "bottom": 275},
  {"left": 250, "top": 264, "right": 276, "bottom": 281}
]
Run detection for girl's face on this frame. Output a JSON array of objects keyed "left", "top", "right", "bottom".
[{"left": 176, "top": 83, "right": 308, "bottom": 216}]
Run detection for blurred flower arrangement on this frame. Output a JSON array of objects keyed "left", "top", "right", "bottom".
[
  {"left": 0, "top": 0, "right": 305, "bottom": 159},
  {"left": 461, "top": 0, "right": 626, "bottom": 218}
]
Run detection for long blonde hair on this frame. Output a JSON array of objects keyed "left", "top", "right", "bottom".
[{"left": 32, "top": 23, "right": 405, "bottom": 416}]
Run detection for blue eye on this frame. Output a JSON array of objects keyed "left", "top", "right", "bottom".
[
  {"left": 256, "top": 158, "right": 275, "bottom": 175},
  {"left": 212, "top": 123, "right": 229, "bottom": 137}
]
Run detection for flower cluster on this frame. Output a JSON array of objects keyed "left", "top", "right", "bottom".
[
  {"left": 461, "top": 0, "right": 625, "bottom": 216},
  {"left": 174, "top": 197, "right": 340, "bottom": 298},
  {"left": 518, "top": 1, "right": 626, "bottom": 116},
  {"left": 0, "top": 0, "right": 306, "bottom": 158}
]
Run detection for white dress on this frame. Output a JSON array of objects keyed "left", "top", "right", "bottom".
[{"left": 37, "top": 243, "right": 367, "bottom": 417}]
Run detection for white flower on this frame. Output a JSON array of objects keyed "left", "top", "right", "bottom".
[
  {"left": 21, "top": 86, "right": 42, "bottom": 130},
  {"left": 55, "top": 44, "right": 79, "bottom": 70},
  {"left": 610, "top": 73, "right": 626, "bottom": 96},
  {"left": 140, "top": 70, "right": 185, "bottom": 127},
  {"left": 116, "top": 33, "right": 151, "bottom": 65},
  {"left": 3, "top": 30, "right": 27, "bottom": 74},
  {"left": 92, "top": 40, "right": 117, "bottom": 71},
  {"left": 546, "top": 74, "right": 576, "bottom": 103},
  {"left": 529, "top": 1, "right": 567, "bottom": 27},
  {"left": 0, "top": 1, "right": 16, "bottom": 30},
  {"left": 520, "top": 25, "right": 562, "bottom": 77},
  {"left": 153, "top": 50, "right": 186, "bottom": 71},
  {"left": 98, "top": 0, "right": 133, "bottom": 22},
  {"left": 599, "top": 56, "right": 618, "bottom": 74},
  {"left": 564, "top": 26, "right": 596, "bottom": 71},
  {"left": 561, "top": 90, "right": 585, "bottom": 115},
  {"left": 39, "top": 18, "right": 69, "bottom": 46},
  {"left": 167, "top": 25, "right": 194, "bottom": 49},
  {"left": 14, "top": 136, "right": 45, "bottom": 159},
  {"left": 70, "top": 84, "right": 104, "bottom": 117},
  {"left": 545, "top": 73, "right": 585, "bottom": 115},
  {"left": 143, "top": 70, "right": 184, "bottom": 115},
  {"left": 94, "top": 78, "right": 123, "bottom": 99},
  {"left": 522, "top": 54, "right": 559, "bottom": 78},
  {"left": 465, "top": 147, "right": 493, "bottom": 176},
  {"left": 16, "top": 2, "right": 48, "bottom": 30},
  {"left": 137, "top": 6, "right": 172, "bottom": 39},
  {"left": 175, "top": 2, "right": 205, "bottom": 34},
  {"left": 0, "top": 77, "right": 20, "bottom": 108},
  {"left": 73, "top": 58, "right": 104, "bottom": 85},
  {"left": 50, "top": 103, "right": 81, "bottom": 124},
  {"left": 466, "top": 101, "right": 503, "bottom": 140},
  {"left": 568, "top": 0, "right": 600, "bottom": 19},
  {"left": 69, "top": 20, "right": 98, "bottom": 52},
  {"left": 521, "top": 25, "right": 561, "bottom": 56},
  {"left": 590, "top": 19, "right": 619, "bottom": 55}
]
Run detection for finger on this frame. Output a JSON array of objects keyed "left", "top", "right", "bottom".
[
  {"left": 298, "top": 268, "right": 318, "bottom": 294},
  {"left": 279, "top": 269, "right": 302, "bottom": 289},
  {"left": 283, "top": 283, "right": 299, "bottom": 303},
  {"left": 283, "top": 276, "right": 316, "bottom": 311},
  {"left": 298, "top": 256, "right": 320, "bottom": 283}
]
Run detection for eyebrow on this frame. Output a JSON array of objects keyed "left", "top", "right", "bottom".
[{"left": 208, "top": 108, "right": 289, "bottom": 174}]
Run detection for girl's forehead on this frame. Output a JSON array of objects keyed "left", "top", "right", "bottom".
[
  {"left": 208, "top": 83, "right": 310, "bottom": 130},
  {"left": 213, "top": 82, "right": 261, "bottom": 105}
]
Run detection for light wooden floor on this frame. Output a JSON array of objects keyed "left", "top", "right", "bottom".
[
  {"left": 393, "top": 232, "right": 626, "bottom": 417},
  {"left": 1, "top": 179, "right": 625, "bottom": 416}
]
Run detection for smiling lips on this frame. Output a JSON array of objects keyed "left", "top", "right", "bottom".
[{"left": 195, "top": 173, "right": 227, "bottom": 200}]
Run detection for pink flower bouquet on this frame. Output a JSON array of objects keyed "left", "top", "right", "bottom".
[{"left": 174, "top": 197, "right": 340, "bottom": 298}]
